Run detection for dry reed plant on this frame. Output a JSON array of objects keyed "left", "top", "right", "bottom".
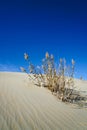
[{"left": 20, "top": 52, "right": 86, "bottom": 105}]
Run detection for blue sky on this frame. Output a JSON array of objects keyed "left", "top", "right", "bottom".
[{"left": 0, "top": 0, "right": 87, "bottom": 79}]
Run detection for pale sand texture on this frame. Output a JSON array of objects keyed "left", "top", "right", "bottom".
[{"left": 0, "top": 72, "right": 87, "bottom": 130}]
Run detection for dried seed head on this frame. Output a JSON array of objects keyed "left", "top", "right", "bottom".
[
  {"left": 48, "top": 64, "right": 51, "bottom": 68},
  {"left": 48, "top": 64, "right": 52, "bottom": 71},
  {"left": 48, "top": 67, "right": 52, "bottom": 71},
  {"left": 30, "top": 69, "right": 33, "bottom": 73},
  {"left": 60, "top": 58, "right": 63, "bottom": 63},
  {"left": 24, "top": 53, "right": 29, "bottom": 60},
  {"left": 71, "top": 59, "right": 75, "bottom": 65},
  {"left": 45, "top": 52, "right": 49, "bottom": 59},
  {"left": 20, "top": 67, "right": 26, "bottom": 72}
]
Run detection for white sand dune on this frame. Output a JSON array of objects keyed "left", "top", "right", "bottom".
[{"left": 0, "top": 72, "right": 87, "bottom": 130}]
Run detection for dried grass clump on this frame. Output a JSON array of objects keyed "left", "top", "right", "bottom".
[{"left": 20, "top": 52, "right": 86, "bottom": 105}]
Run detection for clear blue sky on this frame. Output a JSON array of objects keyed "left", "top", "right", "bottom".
[{"left": 0, "top": 0, "right": 87, "bottom": 79}]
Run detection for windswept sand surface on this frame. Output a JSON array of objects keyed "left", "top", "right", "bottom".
[{"left": 0, "top": 72, "right": 87, "bottom": 130}]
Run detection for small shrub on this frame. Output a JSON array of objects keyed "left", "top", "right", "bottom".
[{"left": 20, "top": 52, "right": 86, "bottom": 105}]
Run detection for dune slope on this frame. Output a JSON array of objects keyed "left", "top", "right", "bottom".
[{"left": 0, "top": 72, "right": 87, "bottom": 130}]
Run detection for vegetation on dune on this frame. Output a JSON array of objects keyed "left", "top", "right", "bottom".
[{"left": 20, "top": 52, "right": 87, "bottom": 105}]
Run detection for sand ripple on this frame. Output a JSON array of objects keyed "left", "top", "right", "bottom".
[{"left": 0, "top": 72, "right": 87, "bottom": 130}]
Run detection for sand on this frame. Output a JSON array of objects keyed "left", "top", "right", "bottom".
[{"left": 0, "top": 72, "right": 87, "bottom": 130}]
